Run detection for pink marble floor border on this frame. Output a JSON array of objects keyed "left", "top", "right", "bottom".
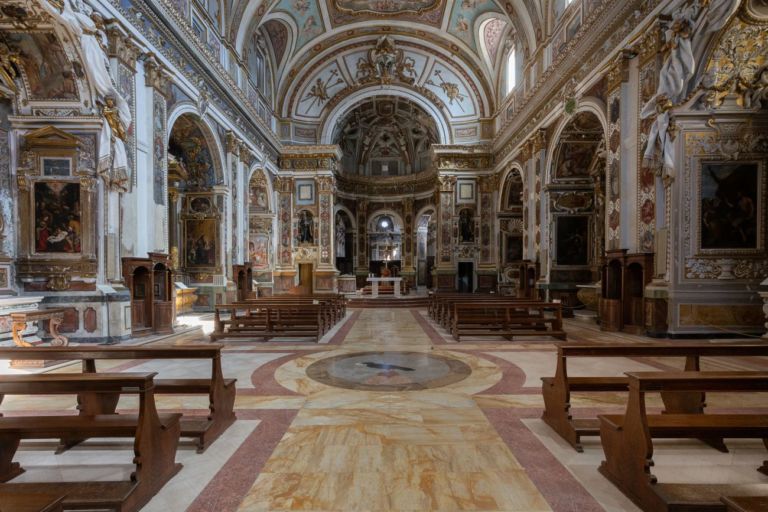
[
  {"left": 483, "top": 407, "right": 606, "bottom": 512},
  {"left": 410, "top": 309, "right": 449, "bottom": 345},
  {"left": 186, "top": 408, "right": 298, "bottom": 512},
  {"left": 328, "top": 310, "right": 362, "bottom": 345}
]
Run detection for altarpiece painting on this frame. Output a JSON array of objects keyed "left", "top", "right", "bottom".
[{"left": 700, "top": 162, "right": 761, "bottom": 250}]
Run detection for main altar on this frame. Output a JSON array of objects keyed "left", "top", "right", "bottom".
[{"left": 366, "top": 277, "right": 403, "bottom": 298}]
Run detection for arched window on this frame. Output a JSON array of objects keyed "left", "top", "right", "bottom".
[{"left": 505, "top": 49, "right": 516, "bottom": 95}]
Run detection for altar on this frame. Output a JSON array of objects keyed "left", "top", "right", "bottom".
[{"left": 367, "top": 277, "right": 402, "bottom": 298}]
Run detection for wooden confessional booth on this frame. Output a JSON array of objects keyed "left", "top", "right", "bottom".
[
  {"left": 232, "top": 262, "right": 254, "bottom": 301},
  {"left": 599, "top": 250, "right": 654, "bottom": 333},
  {"left": 517, "top": 260, "right": 539, "bottom": 299},
  {"left": 122, "top": 253, "right": 175, "bottom": 336}
]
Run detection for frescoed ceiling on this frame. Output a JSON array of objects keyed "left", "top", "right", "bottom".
[{"left": 226, "top": 0, "right": 544, "bottom": 143}]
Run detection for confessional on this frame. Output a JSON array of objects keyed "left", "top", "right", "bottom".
[
  {"left": 122, "top": 253, "right": 174, "bottom": 336},
  {"left": 599, "top": 250, "right": 654, "bottom": 333}
]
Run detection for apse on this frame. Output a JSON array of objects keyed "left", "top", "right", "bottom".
[{"left": 333, "top": 96, "right": 439, "bottom": 177}]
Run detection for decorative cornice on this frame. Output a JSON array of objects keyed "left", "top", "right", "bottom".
[{"left": 106, "top": 19, "right": 141, "bottom": 70}]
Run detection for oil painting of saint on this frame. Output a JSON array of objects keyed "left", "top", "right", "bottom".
[
  {"left": 185, "top": 219, "right": 218, "bottom": 267},
  {"left": 555, "top": 142, "right": 599, "bottom": 179},
  {"left": 34, "top": 182, "right": 81, "bottom": 254},
  {"left": 700, "top": 163, "right": 760, "bottom": 250}
]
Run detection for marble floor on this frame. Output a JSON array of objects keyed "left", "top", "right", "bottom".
[{"left": 2, "top": 308, "right": 768, "bottom": 511}]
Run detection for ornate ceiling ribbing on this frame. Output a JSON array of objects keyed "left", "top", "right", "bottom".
[{"left": 228, "top": 0, "right": 542, "bottom": 143}]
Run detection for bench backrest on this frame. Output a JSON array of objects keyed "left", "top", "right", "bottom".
[
  {"left": 0, "top": 372, "right": 157, "bottom": 394},
  {"left": 627, "top": 371, "right": 768, "bottom": 392},
  {"left": 0, "top": 345, "right": 223, "bottom": 361},
  {"left": 558, "top": 342, "right": 768, "bottom": 358}
]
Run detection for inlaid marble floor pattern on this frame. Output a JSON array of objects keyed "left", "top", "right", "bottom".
[{"left": 3, "top": 309, "right": 767, "bottom": 512}]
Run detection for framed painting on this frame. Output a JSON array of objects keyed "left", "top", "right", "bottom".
[
  {"left": 184, "top": 218, "right": 218, "bottom": 267},
  {"left": 555, "top": 141, "right": 599, "bottom": 179},
  {"left": 555, "top": 216, "right": 590, "bottom": 266},
  {"left": 456, "top": 180, "right": 475, "bottom": 204},
  {"left": 33, "top": 182, "right": 81, "bottom": 254},
  {"left": 41, "top": 157, "right": 72, "bottom": 177},
  {"left": 505, "top": 235, "right": 523, "bottom": 263},
  {"left": 295, "top": 179, "right": 315, "bottom": 205},
  {"left": 699, "top": 161, "right": 762, "bottom": 252}
]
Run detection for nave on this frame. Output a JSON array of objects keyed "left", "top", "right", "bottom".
[{"left": 2, "top": 307, "right": 767, "bottom": 512}]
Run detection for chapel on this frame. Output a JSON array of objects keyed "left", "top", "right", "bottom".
[{"left": 0, "top": 0, "right": 767, "bottom": 511}]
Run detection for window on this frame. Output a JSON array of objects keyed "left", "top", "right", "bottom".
[{"left": 506, "top": 49, "right": 516, "bottom": 95}]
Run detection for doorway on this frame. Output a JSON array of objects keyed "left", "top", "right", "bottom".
[
  {"left": 457, "top": 262, "right": 473, "bottom": 293},
  {"left": 298, "top": 263, "right": 313, "bottom": 294}
]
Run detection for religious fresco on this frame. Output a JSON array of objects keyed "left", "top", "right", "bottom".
[
  {"left": 34, "top": 182, "right": 81, "bottom": 254},
  {"left": 333, "top": 0, "right": 439, "bottom": 14},
  {"left": 554, "top": 141, "right": 599, "bottom": 179},
  {"left": 555, "top": 216, "right": 589, "bottom": 266},
  {"left": 184, "top": 218, "right": 218, "bottom": 267},
  {"left": 168, "top": 115, "right": 217, "bottom": 190},
  {"left": 263, "top": 20, "right": 289, "bottom": 67},
  {"left": 448, "top": 0, "right": 502, "bottom": 51},
  {"left": 273, "top": 0, "right": 323, "bottom": 51},
  {"left": 5, "top": 32, "right": 78, "bottom": 101},
  {"left": 249, "top": 233, "right": 271, "bottom": 269},
  {"left": 700, "top": 162, "right": 760, "bottom": 250},
  {"left": 249, "top": 172, "right": 269, "bottom": 212}
]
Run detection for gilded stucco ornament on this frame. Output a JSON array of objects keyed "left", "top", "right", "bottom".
[{"left": 355, "top": 36, "right": 417, "bottom": 85}]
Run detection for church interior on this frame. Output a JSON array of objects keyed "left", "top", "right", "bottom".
[{"left": 0, "top": 0, "right": 767, "bottom": 510}]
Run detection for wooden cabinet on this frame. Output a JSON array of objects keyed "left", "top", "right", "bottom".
[{"left": 233, "top": 263, "right": 254, "bottom": 301}]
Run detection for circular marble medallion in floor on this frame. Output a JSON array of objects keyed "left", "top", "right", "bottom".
[{"left": 305, "top": 351, "right": 472, "bottom": 391}]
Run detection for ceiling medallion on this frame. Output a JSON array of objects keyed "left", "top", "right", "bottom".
[{"left": 332, "top": 0, "right": 441, "bottom": 16}]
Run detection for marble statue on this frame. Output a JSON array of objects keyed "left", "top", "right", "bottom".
[
  {"left": 335, "top": 213, "right": 346, "bottom": 257},
  {"left": 641, "top": 0, "right": 739, "bottom": 172},
  {"left": 38, "top": 0, "right": 132, "bottom": 180}
]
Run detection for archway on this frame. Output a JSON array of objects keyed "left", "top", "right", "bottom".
[
  {"left": 167, "top": 113, "right": 224, "bottom": 309},
  {"left": 415, "top": 208, "right": 436, "bottom": 288},
  {"left": 498, "top": 168, "right": 524, "bottom": 294},
  {"left": 545, "top": 111, "right": 606, "bottom": 315},
  {"left": 247, "top": 168, "right": 274, "bottom": 295}
]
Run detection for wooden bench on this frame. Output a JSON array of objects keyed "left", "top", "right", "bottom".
[
  {"left": 721, "top": 496, "right": 768, "bottom": 512},
  {"left": 0, "top": 345, "right": 236, "bottom": 453},
  {"left": 451, "top": 301, "right": 566, "bottom": 342},
  {"left": 10, "top": 309, "right": 69, "bottom": 347},
  {"left": 0, "top": 491, "right": 65, "bottom": 512},
  {"left": 598, "top": 371, "right": 768, "bottom": 512},
  {"left": 0, "top": 372, "right": 182, "bottom": 512},
  {"left": 212, "top": 303, "right": 326, "bottom": 342},
  {"left": 541, "top": 342, "right": 768, "bottom": 452},
  {"left": 235, "top": 298, "right": 337, "bottom": 331},
  {"left": 241, "top": 294, "right": 347, "bottom": 322}
]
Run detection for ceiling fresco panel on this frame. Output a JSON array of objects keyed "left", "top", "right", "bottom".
[{"left": 448, "top": 0, "right": 503, "bottom": 51}]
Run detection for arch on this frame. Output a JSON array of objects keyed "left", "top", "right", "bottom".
[
  {"left": 333, "top": 204, "right": 358, "bottom": 232},
  {"left": 543, "top": 101, "right": 608, "bottom": 186},
  {"left": 247, "top": 166, "right": 273, "bottom": 213},
  {"left": 496, "top": 162, "right": 526, "bottom": 211},
  {"left": 167, "top": 109, "right": 227, "bottom": 188},
  {"left": 367, "top": 209, "right": 404, "bottom": 233},
  {"left": 320, "top": 86, "right": 452, "bottom": 145},
  {"left": 500, "top": 167, "right": 524, "bottom": 211}
]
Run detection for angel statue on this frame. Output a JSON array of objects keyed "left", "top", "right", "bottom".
[{"left": 37, "top": 0, "right": 132, "bottom": 186}]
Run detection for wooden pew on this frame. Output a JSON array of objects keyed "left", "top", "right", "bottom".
[
  {"left": 451, "top": 301, "right": 566, "bottom": 342},
  {"left": 541, "top": 342, "right": 768, "bottom": 452},
  {"left": 0, "top": 372, "right": 182, "bottom": 512},
  {"left": 240, "top": 294, "right": 347, "bottom": 324},
  {"left": 212, "top": 303, "right": 326, "bottom": 342},
  {"left": 0, "top": 345, "right": 236, "bottom": 453},
  {"left": 0, "top": 491, "right": 65, "bottom": 512},
  {"left": 598, "top": 371, "right": 768, "bottom": 512},
  {"left": 235, "top": 298, "right": 335, "bottom": 331},
  {"left": 721, "top": 496, "right": 768, "bottom": 512}
]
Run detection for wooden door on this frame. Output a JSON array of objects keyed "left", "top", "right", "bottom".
[{"left": 298, "top": 263, "right": 313, "bottom": 294}]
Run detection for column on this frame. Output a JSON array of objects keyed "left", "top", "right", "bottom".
[
  {"left": 477, "top": 173, "right": 499, "bottom": 292},
  {"left": 315, "top": 174, "right": 338, "bottom": 293},
  {"left": 355, "top": 199, "right": 369, "bottom": 289},
  {"left": 401, "top": 197, "right": 416, "bottom": 290},
  {"left": 435, "top": 174, "right": 456, "bottom": 291},
  {"left": 273, "top": 175, "right": 295, "bottom": 293}
]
